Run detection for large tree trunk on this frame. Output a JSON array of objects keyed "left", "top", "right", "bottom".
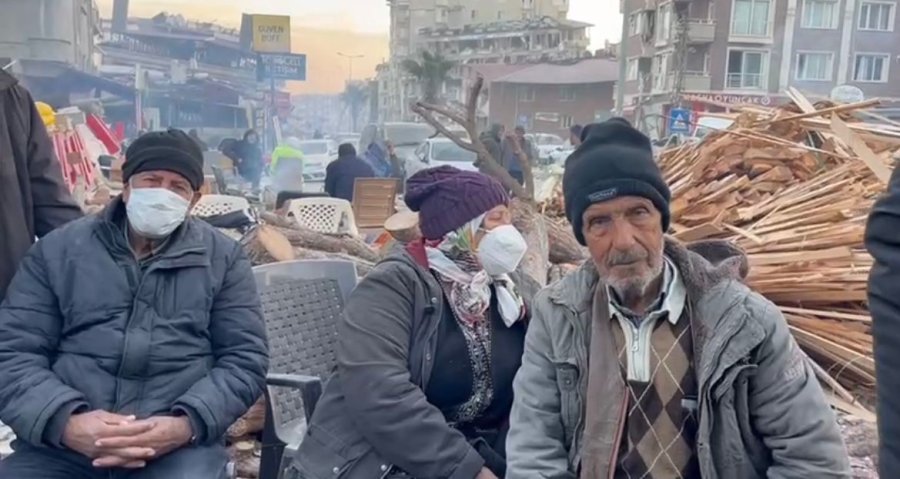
[
  {"left": 546, "top": 217, "right": 587, "bottom": 264},
  {"left": 511, "top": 199, "right": 549, "bottom": 286}
]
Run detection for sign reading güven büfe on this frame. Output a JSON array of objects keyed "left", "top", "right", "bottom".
[{"left": 244, "top": 14, "right": 292, "bottom": 53}]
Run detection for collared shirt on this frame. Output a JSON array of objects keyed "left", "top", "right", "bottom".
[{"left": 607, "top": 256, "right": 687, "bottom": 382}]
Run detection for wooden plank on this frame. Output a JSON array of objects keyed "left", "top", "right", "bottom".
[{"left": 830, "top": 115, "right": 892, "bottom": 184}]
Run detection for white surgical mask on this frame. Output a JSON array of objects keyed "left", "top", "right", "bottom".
[
  {"left": 126, "top": 186, "right": 191, "bottom": 239},
  {"left": 477, "top": 224, "right": 527, "bottom": 276}
]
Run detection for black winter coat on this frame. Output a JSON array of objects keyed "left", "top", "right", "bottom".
[
  {"left": 866, "top": 163, "right": 900, "bottom": 477},
  {"left": 289, "top": 246, "right": 538, "bottom": 479},
  {"left": 324, "top": 154, "right": 376, "bottom": 202},
  {"left": 0, "top": 198, "right": 268, "bottom": 458},
  {"left": 0, "top": 71, "right": 82, "bottom": 299}
]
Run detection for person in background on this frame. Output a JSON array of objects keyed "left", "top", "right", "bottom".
[
  {"left": 288, "top": 166, "right": 538, "bottom": 479},
  {"left": 324, "top": 143, "right": 375, "bottom": 202},
  {"left": 386, "top": 140, "right": 407, "bottom": 187},
  {"left": 479, "top": 123, "right": 505, "bottom": 165},
  {"left": 502, "top": 126, "right": 533, "bottom": 186},
  {"left": 363, "top": 141, "right": 392, "bottom": 178},
  {"left": 569, "top": 124, "right": 583, "bottom": 148},
  {"left": 269, "top": 136, "right": 305, "bottom": 194},
  {"left": 228, "top": 129, "right": 263, "bottom": 191},
  {"left": 0, "top": 69, "right": 82, "bottom": 299},
  {"left": 0, "top": 129, "right": 268, "bottom": 478},
  {"left": 187, "top": 129, "right": 207, "bottom": 151},
  {"left": 865, "top": 161, "right": 900, "bottom": 477},
  {"left": 506, "top": 118, "right": 849, "bottom": 478}
]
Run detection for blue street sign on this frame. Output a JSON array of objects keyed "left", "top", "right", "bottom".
[
  {"left": 668, "top": 108, "right": 692, "bottom": 134},
  {"left": 257, "top": 53, "right": 307, "bottom": 81}
]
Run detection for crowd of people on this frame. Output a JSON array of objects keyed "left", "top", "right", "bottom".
[{"left": 1, "top": 75, "right": 899, "bottom": 479}]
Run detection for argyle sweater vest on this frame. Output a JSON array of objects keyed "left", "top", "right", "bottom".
[{"left": 610, "top": 311, "right": 700, "bottom": 479}]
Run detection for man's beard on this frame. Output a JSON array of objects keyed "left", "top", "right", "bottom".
[{"left": 602, "top": 248, "right": 665, "bottom": 307}]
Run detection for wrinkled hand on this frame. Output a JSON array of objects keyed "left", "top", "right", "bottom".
[
  {"left": 476, "top": 467, "right": 499, "bottom": 479},
  {"left": 62, "top": 410, "right": 157, "bottom": 468},
  {"left": 92, "top": 416, "right": 194, "bottom": 468}
]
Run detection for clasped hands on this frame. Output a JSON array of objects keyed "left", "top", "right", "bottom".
[{"left": 62, "top": 410, "right": 194, "bottom": 469}]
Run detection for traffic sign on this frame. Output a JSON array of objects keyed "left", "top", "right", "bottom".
[
  {"left": 257, "top": 53, "right": 307, "bottom": 81},
  {"left": 668, "top": 108, "right": 692, "bottom": 134}
]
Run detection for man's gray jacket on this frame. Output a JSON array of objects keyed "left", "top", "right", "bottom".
[{"left": 506, "top": 239, "right": 850, "bottom": 479}]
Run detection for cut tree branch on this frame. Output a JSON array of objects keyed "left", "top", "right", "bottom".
[{"left": 410, "top": 76, "right": 534, "bottom": 202}]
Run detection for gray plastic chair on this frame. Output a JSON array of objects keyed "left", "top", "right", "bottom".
[{"left": 253, "top": 260, "right": 358, "bottom": 479}]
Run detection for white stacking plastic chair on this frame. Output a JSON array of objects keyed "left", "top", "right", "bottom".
[
  {"left": 192, "top": 194, "right": 250, "bottom": 217},
  {"left": 286, "top": 197, "right": 358, "bottom": 236}
]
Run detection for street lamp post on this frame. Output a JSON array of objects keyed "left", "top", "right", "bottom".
[
  {"left": 337, "top": 52, "right": 365, "bottom": 84},
  {"left": 338, "top": 52, "right": 365, "bottom": 131}
]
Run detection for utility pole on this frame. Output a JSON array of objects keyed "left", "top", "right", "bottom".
[
  {"left": 670, "top": 9, "right": 689, "bottom": 110},
  {"left": 615, "top": 11, "right": 628, "bottom": 116}
]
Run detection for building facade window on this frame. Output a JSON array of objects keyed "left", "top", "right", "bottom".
[
  {"left": 801, "top": 0, "right": 839, "bottom": 28},
  {"left": 858, "top": 2, "right": 895, "bottom": 31},
  {"left": 726, "top": 49, "right": 767, "bottom": 89},
  {"left": 795, "top": 52, "right": 834, "bottom": 80},
  {"left": 519, "top": 85, "right": 535, "bottom": 101},
  {"left": 626, "top": 58, "right": 640, "bottom": 80},
  {"left": 561, "top": 115, "right": 574, "bottom": 128},
  {"left": 853, "top": 53, "right": 890, "bottom": 81},
  {"left": 731, "top": 0, "right": 772, "bottom": 36},
  {"left": 652, "top": 53, "right": 670, "bottom": 91},
  {"left": 657, "top": 4, "right": 673, "bottom": 43},
  {"left": 560, "top": 86, "right": 577, "bottom": 101}
]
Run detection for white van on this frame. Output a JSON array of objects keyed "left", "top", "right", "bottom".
[{"left": 691, "top": 116, "right": 734, "bottom": 140}]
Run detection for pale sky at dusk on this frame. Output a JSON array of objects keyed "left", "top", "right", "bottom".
[{"left": 96, "top": 0, "right": 621, "bottom": 93}]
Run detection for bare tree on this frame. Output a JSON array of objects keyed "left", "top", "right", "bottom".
[{"left": 410, "top": 77, "right": 536, "bottom": 201}]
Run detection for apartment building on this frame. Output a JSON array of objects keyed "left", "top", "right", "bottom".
[
  {"left": 388, "top": 0, "right": 570, "bottom": 59},
  {"left": 378, "top": 0, "right": 572, "bottom": 121},
  {"left": 619, "top": 0, "right": 900, "bottom": 133}
]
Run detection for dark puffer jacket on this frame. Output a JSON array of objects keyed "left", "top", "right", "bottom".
[{"left": 0, "top": 197, "right": 268, "bottom": 452}]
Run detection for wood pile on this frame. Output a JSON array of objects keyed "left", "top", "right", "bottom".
[{"left": 655, "top": 89, "right": 900, "bottom": 400}]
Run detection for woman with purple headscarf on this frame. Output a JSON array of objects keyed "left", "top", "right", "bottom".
[{"left": 288, "top": 166, "right": 538, "bottom": 479}]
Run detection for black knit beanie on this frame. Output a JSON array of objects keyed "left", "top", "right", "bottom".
[
  {"left": 562, "top": 117, "right": 671, "bottom": 245},
  {"left": 124, "top": 129, "right": 205, "bottom": 190}
]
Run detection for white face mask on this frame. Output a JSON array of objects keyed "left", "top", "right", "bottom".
[
  {"left": 477, "top": 224, "right": 528, "bottom": 276},
  {"left": 125, "top": 187, "right": 191, "bottom": 239}
]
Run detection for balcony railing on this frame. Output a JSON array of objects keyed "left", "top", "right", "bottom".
[
  {"left": 669, "top": 71, "right": 711, "bottom": 91},
  {"left": 686, "top": 20, "right": 716, "bottom": 43},
  {"left": 726, "top": 72, "right": 764, "bottom": 89}
]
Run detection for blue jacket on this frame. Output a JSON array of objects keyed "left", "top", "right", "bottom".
[{"left": 0, "top": 197, "right": 268, "bottom": 455}]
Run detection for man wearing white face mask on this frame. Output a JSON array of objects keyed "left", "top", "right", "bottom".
[
  {"left": 287, "top": 165, "right": 538, "bottom": 479},
  {"left": 0, "top": 129, "right": 269, "bottom": 479}
]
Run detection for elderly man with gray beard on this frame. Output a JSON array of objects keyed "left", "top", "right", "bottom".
[{"left": 505, "top": 118, "right": 850, "bottom": 479}]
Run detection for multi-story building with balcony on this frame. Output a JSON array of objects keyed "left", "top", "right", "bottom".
[
  {"left": 619, "top": 0, "right": 900, "bottom": 135},
  {"left": 97, "top": 5, "right": 265, "bottom": 136},
  {"left": 378, "top": 0, "right": 575, "bottom": 122}
]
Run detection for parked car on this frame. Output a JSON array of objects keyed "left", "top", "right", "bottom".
[
  {"left": 359, "top": 122, "right": 436, "bottom": 177},
  {"left": 526, "top": 133, "right": 566, "bottom": 162},
  {"left": 296, "top": 139, "right": 338, "bottom": 191},
  {"left": 690, "top": 116, "right": 735, "bottom": 141},
  {"left": 413, "top": 138, "right": 479, "bottom": 172}
]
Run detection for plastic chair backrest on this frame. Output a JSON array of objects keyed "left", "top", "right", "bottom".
[
  {"left": 287, "top": 197, "right": 358, "bottom": 235},
  {"left": 192, "top": 194, "right": 250, "bottom": 217},
  {"left": 352, "top": 178, "right": 400, "bottom": 229},
  {"left": 252, "top": 260, "right": 357, "bottom": 435}
]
